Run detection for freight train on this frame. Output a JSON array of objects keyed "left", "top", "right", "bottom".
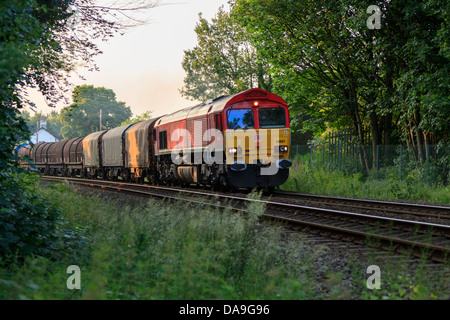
[{"left": 16, "top": 88, "right": 292, "bottom": 190}]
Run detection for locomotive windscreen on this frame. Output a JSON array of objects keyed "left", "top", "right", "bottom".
[
  {"left": 227, "top": 109, "right": 254, "bottom": 129},
  {"left": 258, "top": 107, "right": 286, "bottom": 128}
]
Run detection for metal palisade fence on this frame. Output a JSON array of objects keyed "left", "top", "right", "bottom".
[{"left": 289, "top": 139, "right": 449, "bottom": 186}]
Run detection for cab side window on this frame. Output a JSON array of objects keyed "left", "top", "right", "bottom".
[{"left": 159, "top": 131, "right": 167, "bottom": 149}]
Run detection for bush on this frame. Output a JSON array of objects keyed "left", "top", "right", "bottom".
[
  {"left": 1, "top": 182, "right": 449, "bottom": 300},
  {"left": 0, "top": 183, "right": 323, "bottom": 299},
  {"left": 0, "top": 173, "right": 63, "bottom": 261},
  {"left": 282, "top": 164, "right": 450, "bottom": 204}
]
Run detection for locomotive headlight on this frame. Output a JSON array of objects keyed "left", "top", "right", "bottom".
[
  {"left": 228, "top": 146, "right": 242, "bottom": 154},
  {"left": 279, "top": 146, "right": 289, "bottom": 152}
]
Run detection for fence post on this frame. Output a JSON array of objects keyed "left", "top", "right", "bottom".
[
  {"left": 426, "top": 144, "right": 430, "bottom": 185},
  {"left": 376, "top": 145, "right": 379, "bottom": 180},
  {"left": 399, "top": 145, "right": 402, "bottom": 181},
  {"left": 328, "top": 134, "right": 331, "bottom": 171},
  {"left": 337, "top": 132, "right": 341, "bottom": 172},
  {"left": 309, "top": 145, "right": 313, "bottom": 168},
  {"left": 322, "top": 146, "right": 324, "bottom": 167}
]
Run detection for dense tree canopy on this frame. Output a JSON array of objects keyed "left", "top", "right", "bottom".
[
  {"left": 21, "top": 110, "right": 63, "bottom": 141},
  {"left": 121, "top": 110, "right": 153, "bottom": 126},
  {"left": 178, "top": 0, "right": 449, "bottom": 168},
  {"left": 0, "top": 0, "right": 73, "bottom": 259},
  {"left": 0, "top": 0, "right": 158, "bottom": 260},
  {"left": 180, "top": 6, "right": 272, "bottom": 101},
  {"left": 228, "top": 0, "right": 449, "bottom": 167},
  {"left": 59, "top": 85, "right": 132, "bottom": 139}
]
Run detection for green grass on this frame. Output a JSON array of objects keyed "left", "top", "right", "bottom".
[
  {"left": 282, "top": 161, "right": 450, "bottom": 204},
  {"left": 0, "top": 182, "right": 324, "bottom": 299},
  {"left": 0, "top": 179, "right": 448, "bottom": 300}
]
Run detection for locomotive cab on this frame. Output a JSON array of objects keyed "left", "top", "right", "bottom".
[
  {"left": 152, "top": 88, "right": 292, "bottom": 189},
  {"left": 223, "top": 94, "right": 292, "bottom": 189}
]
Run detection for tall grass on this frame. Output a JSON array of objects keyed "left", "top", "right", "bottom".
[
  {"left": 1, "top": 180, "right": 448, "bottom": 300},
  {"left": 0, "top": 182, "right": 324, "bottom": 299},
  {"left": 282, "top": 160, "right": 450, "bottom": 204}
]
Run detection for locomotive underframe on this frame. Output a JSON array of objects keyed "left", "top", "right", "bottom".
[{"left": 156, "top": 153, "right": 227, "bottom": 187}]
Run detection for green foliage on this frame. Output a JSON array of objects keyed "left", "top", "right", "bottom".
[
  {"left": 1, "top": 0, "right": 143, "bottom": 174},
  {"left": 0, "top": 174, "right": 60, "bottom": 260},
  {"left": 0, "top": 0, "right": 70, "bottom": 262},
  {"left": 59, "top": 85, "right": 132, "bottom": 139},
  {"left": 359, "top": 258, "right": 449, "bottom": 300},
  {"left": 0, "top": 0, "right": 130, "bottom": 264},
  {"left": 230, "top": 0, "right": 449, "bottom": 153},
  {"left": 1, "top": 0, "right": 48, "bottom": 171},
  {"left": 120, "top": 110, "right": 153, "bottom": 126},
  {"left": 0, "top": 1, "right": 158, "bottom": 297},
  {"left": 20, "top": 110, "right": 63, "bottom": 141},
  {"left": 180, "top": 6, "right": 272, "bottom": 101},
  {"left": 283, "top": 160, "right": 450, "bottom": 204},
  {"left": 0, "top": 184, "right": 324, "bottom": 299},
  {"left": 2, "top": 183, "right": 448, "bottom": 300}
]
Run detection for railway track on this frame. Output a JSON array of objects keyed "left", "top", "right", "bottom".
[
  {"left": 273, "top": 190, "right": 450, "bottom": 224},
  {"left": 40, "top": 176, "right": 450, "bottom": 263}
]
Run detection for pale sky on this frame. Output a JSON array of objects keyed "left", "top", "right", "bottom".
[{"left": 29, "top": 0, "right": 230, "bottom": 118}]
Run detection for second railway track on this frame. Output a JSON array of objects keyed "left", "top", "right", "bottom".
[
  {"left": 272, "top": 190, "right": 450, "bottom": 224},
  {"left": 41, "top": 175, "right": 450, "bottom": 263}
]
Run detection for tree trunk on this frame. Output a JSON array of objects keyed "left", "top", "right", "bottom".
[
  {"left": 370, "top": 111, "right": 380, "bottom": 169},
  {"left": 408, "top": 119, "right": 417, "bottom": 160},
  {"left": 414, "top": 109, "right": 424, "bottom": 163},
  {"left": 383, "top": 113, "right": 393, "bottom": 164},
  {"left": 384, "top": 113, "right": 393, "bottom": 146},
  {"left": 423, "top": 131, "right": 430, "bottom": 162},
  {"left": 355, "top": 109, "right": 370, "bottom": 171}
]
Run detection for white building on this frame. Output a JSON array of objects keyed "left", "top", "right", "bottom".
[{"left": 30, "top": 120, "right": 59, "bottom": 144}]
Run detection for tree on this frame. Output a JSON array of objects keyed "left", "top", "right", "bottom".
[
  {"left": 21, "top": 110, "right": 63, "bottom": 141},
  {"left": 231, "top": 0, "right": 377, "bottom": 169},
  {"left": 0, "top": 0, "right": 159, "bottom": 261},
  {"left": 0, "top": 0, "right": 70, "bottom": 260},
  {"left": 1, "top": 0, "right": 160, "bottom": 169},
  {"left": 59, "top": 85, "right": 132, "bottom": 138},
  {"left": 180, "top": 6, "right": 272, "bottom": 102},
  {"left": 24, "top": 0, "right": 161, "bottom": 108},
  {"left": 120, "top": 110, "right": 153, "bottom": 126},
  {"left": 231, "top": 0, "right": 449, "bottom": 169},
  {"left": 382, "top": 1, "right": 450, "bottom": 160}
]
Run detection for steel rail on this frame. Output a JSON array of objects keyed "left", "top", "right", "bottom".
[
  {"left": 40, "top": 176, "right": 450, "bottom": 262},
  {"left": 273, "top": 190, "right": 450, "bottom": 220},
  {"left": 42, "top": 176, "right": 450, "bottom": 233}
]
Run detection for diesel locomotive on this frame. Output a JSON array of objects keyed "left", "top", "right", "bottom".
[{"left": 17, "top": 88, "right": 292, "bottom": 190}]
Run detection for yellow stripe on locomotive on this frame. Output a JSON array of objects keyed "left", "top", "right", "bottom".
[{"left": 224, "top": 128, "right": 291, "bottom": 165}]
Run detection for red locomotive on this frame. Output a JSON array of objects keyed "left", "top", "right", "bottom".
[{"left": 18, "top": 88, "right": 292, "bottom": 190}]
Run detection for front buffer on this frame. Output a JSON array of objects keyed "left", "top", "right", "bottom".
[{"left": 226, "top": 159, "right": 292, "bottom": 189}]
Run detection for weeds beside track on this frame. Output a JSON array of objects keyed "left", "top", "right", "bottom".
[{"left": 41, "top": 176, "right": 450, "bottom": 263}]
